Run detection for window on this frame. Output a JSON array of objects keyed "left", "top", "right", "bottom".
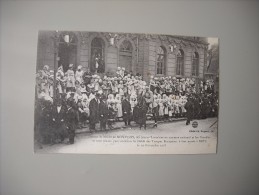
[
  {"left": 192, "top": 52, "right": 199, "bottom": 76},
  {"left": 156, "top": 46, "right": 166, "bottom": 75},
  {"left": 176, "top": 49, "right": 184, "bottom": 76},
  {"left": 119, "top": 40, "right": 133, "bottom": 72}
]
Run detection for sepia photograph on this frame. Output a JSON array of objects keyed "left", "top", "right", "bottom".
[
  {"left": 2, "top": 0, "right": 259, "bottom": 194},
  {"left": 34, "top": 30, "right": 219, "bottom": 154}
]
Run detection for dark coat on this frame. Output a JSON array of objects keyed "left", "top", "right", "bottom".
[
  {"left": 107, "top": 107, "right": 116, "bottom": 120},
  {"left": 99, "top": 100, "right": 108, "bottom": 121},
  {"left": 134, "top": 96, "right": 147, "bottom": 125},
  {"left": 52, "top": 106, "right": 66, "bottom": 123},
  {"left": 52, "top": 106, "right": 67, "bottom": 133},
  {"left": 38, "top": 106, "right": 52, "bottom": 135},
  {"left": 97, "top": 59, "right": 105, "bottom": 73},
  {"left": 83, "top": 71, "right": 92, "bottom": 86},
  {"left": 184, "top": 100, "right": 193, "bottom": 119},
  {"left": 67, "top": 97, "right": 78, "bottom": 110},
  {"left": 122, "top": 99, "right": 131, "bottom": 120},
  {"left": 66, "top": 107, "right": 77, "bottom": 130},
  {"left": 89, "top": 98, "right": 99, "bottom": 124}
]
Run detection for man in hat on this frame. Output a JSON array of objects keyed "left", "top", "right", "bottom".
[
  {"left": 184, "top": 97, "right": 194, "bottom": 125},
  {"left": 52, "top": 99, "right": 67, "bottom": 143},
  {"left": 98, "top": 95, "right": 108, "bottom": 130},
  {"left": 152, "top": 94, "right": 159, "bottom": 127},
  {"left": 37, "top": 99, "right": 52, "bottom": 146},
  {"left": 82, "top": 68, "right": 92, "bottom": 86},
  {"left": 89, "top": 92, "right": 100, "bottom": 131},
  {"left": 67, "top": 92, "right": 77, "bottom": 109},
  {"left": 66, "top": 100, "right": 78, "bottom": 144},
  {"left": 134, "top": 94, "right": 148, "bottom": 130},
  {"left": 122, "top": 95, "right": 131, "bottom": 126}
]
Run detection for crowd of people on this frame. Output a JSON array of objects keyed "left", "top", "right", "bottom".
[{"left": 34, "top": 64, "right": 218, "bottom": 146}]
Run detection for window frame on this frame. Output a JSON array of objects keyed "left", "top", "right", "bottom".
[
  {"left": 192, "top": 52, "right": 199, "bottom": 77},
  {"left": 176, "top": 49, "right": 184, "bottom": 76},
  {"left": 156, "top": 46, "right": 166, "bottom": 76}
]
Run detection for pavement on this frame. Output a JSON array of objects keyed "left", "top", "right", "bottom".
[
  {"left": 36, "top": 117, "right": 218, "bottom": 154},
  {"left": 75, "top": 117, "right": 186, "bottom": 134}
]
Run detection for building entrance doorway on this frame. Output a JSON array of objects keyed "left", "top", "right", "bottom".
[{"left": 58, "top": 32, "right": 77, "bottom": 72}]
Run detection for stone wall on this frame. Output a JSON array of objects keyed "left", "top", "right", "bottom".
[{"left": 37, "top": 31, "right": 208, "bottom": 81}]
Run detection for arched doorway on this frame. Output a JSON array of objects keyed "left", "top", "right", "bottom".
[
  {"left": 90, "top": 37, "right": 105, "bottom": 73},
  {"left": 58, "top": 32, "right": 77, "bottom": 72},
  {"left": 119, "top": 40, "right": 133, "bottom": 72}
]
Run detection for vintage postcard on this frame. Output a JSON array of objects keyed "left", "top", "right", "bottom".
[{"left": 34, "top": 30, "right": 219, "bottom": 154}]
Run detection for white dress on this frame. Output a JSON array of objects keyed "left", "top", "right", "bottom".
[
  {"left": 174, "top": 99, "right": 180, "bottom": 114},
  {"left": 159, "top": 100, "right": 164, "bottom": 116},
  {"left": 118, "top": 84, "right": 124, "bottom": 96},
  {"left": 116, "top": 98, "right": 123, "bottom": 117},
  {"left": 75, "top": 70, "right": 84, "bottom": 83},
  {"left": 164, "top": 99, "right": 169, "bottom": 115},
  {"left": 65, "top": 69, "right": 75, "bottom": 88}
]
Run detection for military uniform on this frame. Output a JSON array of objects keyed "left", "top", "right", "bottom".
[
  {"left": 122, "top": 98, "right": 131, "bottom": 126},
  {"left": 52, "top": 103, "right": 67, "bottom": 142},
  {"left": 99, "top": 99, "right": 108, "bottom": 130},
  {"left": 66, "top": 105, "right": 77, "bottom": 144},
  {"left": 184, "top": 98, "right": 194, "bottom": 125},
  {"left": 89, "top": 97, "right": 99, "bottom": 131}
]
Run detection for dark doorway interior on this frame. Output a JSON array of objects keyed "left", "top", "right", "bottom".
[
  {"left": 58, "top": 43, "right": 77, "bottom": 72},
  {"left": 90, "top": 37, "right": 105, "bottom": 73},
  {"left": 58, "top": 32, "right": 78, "bottom": 72}
]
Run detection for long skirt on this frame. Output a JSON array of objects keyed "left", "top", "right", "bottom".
[
  {"left": 117, "top": 103, "right": 123, "bottom": 117},
  {"left": 133, "top": 106, "right": 147, "bottom": 125},
  {"left": 159, "top": 105, "right": 164, "bottom": 116}
]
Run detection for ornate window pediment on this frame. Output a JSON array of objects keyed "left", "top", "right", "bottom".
[
  {"left": 59, "top": 31, "right": 77, "bottom": 45},
  {"left": 119, "top": 40, "right": 133, "bottom": 52}
]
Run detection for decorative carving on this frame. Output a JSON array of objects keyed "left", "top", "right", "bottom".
[
  {"left": 58, "top": 31, "right": 77, "bottom": 44},
  {"left": 159, "top": 35, "right": 167, "bottom": 41},
  {"left": 119, "top": 40, "right": 133, "bottom": 52},
  {"left": 151, "top": 34, "right": 158, "bottom": 39},
  {"left": 79, "top": 32, "right": 89, "bottom": 45},
  {"left": 138, "top": 34, "right": 146, "bottom": 40}
]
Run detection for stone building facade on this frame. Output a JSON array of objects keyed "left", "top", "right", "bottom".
[{"left": 37, "top": 31, "right": 209, "bottom": 81}]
